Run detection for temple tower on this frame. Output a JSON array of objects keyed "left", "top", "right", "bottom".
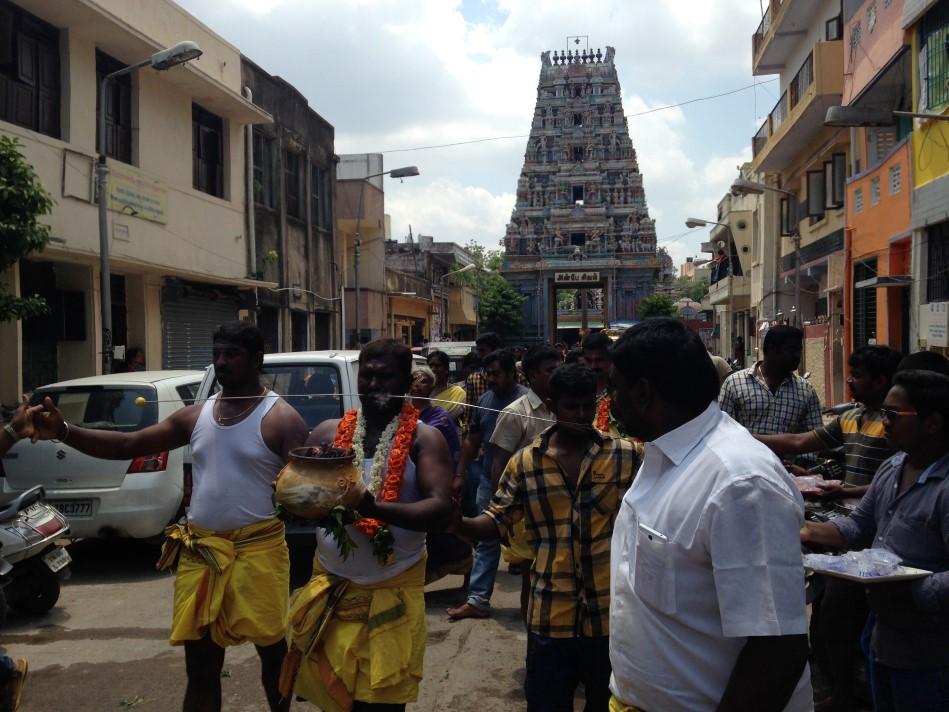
[{"left": 500, "top": 44, "right": 659, "bottom": 343}]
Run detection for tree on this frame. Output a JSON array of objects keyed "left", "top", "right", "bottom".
[
  {"left": 462, "top": 241, "right": 526, "bottom": 338},
  {"left": 0, "top": 135, "right": 53, "bottom": 321},
  {"left": 638, "top": 293, "right": 676, "bottom": 319},
  {"left": 675, "top": 275, "right": 710, "bottom": 303}
]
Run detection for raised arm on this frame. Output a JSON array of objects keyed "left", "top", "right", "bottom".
[
  {"left": 32, "top": 396, "right": 196, "bottom": 459},
  {"left": 755, "top": 431, "right": 823, "bottom": 457}
]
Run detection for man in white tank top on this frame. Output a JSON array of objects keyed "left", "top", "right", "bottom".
[
  {"left": 32, "top": 322, "right": 309, "bottom": 712},
  {"left": 282, "top": 339, "right": 453, "bottom": 711}
]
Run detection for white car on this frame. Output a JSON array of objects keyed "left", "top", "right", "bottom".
[{"left": 0, "top": 371, "right": 203, "bottom": 540}]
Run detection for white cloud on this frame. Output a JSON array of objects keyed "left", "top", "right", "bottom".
[{"left": 176, "top": 0, "right": 765, "bottom": 265}]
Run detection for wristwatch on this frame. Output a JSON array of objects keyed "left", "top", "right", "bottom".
[{"left": 2, "top": 423, "right": 20, "bottom": 442}]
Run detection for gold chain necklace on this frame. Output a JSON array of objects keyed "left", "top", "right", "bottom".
[{"left": 215, "top": 388, "right": 266, "bottom": 424}]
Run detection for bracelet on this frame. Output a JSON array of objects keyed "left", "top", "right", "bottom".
[
  {"left": 2, "top": 423, "right": 19, "bottom": 443},
  {"left": 60, "top": 421, "right": 71, "bottom": 443}
]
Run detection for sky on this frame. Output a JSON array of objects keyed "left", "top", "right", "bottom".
[{"left": 176, "top": 0, "right": 777, "bottom": 268}]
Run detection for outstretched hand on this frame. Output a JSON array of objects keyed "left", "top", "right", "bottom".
[
  {"left": 8, "top": 395, "right": 36, "bottom": 441},
  {"left": 29, "top": 396, "right": 67, "bottom": 443}
]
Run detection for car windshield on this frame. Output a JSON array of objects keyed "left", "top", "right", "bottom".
[
  {"left": 32, "top": 386, "right": 159, "bottom": 432},
  {"left": 209, "top": 364, "right": 344, "bottom": 430}
]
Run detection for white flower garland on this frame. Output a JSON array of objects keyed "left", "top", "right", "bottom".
[{"left": 351, "top": 407, "right": 403, "bottom": 496}]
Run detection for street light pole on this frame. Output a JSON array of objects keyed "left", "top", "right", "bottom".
[
  {"left": 351, "top": 165, "right": 419, "bottom": 346},
  {"left": 96, "top": 41, "right": 202, "bottom": 374}
]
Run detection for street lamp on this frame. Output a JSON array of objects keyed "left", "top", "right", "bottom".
[
  {"left": 438, "top": 263, "right": 476, "bottom": 282},
  {"left": 824, "top": 105, "right": 949, "bottom": 127},
  {"left": 97, "top": 41, "right": 203, "bottom": 374},
  {"left": 352, "top": 165, "right": 419, "bottom": 345},
  {"left": 730, "top": 178, "right": 802, "bottom": 326}
]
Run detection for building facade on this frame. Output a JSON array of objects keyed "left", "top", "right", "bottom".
[
  {"left": 0, "top": 0, "right": 271, "bottom": 402},
  {"left": 500, "top": 45, "right": 658, "bottom": 343},
  {"left": 905, "top": 0, "right": 949, "bottom": 357},
  {"left": 752, "top": 0, "right": 849, "bottom": 404},
  {"left": 241, "top": 57, "right": 338, "bottom": 352},
  {"left": 841, "top": 0, "right": 913, "bottom": 356}
]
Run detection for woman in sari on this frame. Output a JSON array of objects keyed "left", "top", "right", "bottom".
[{"left": 411, "top": 365, "right": 470, "bottom": 584}]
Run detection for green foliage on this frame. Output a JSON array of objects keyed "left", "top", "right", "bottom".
[
  {"left": 638, "top": 293, "right": 677, "bottom": 318},
  {"left": 463, "top": 241, "right": 525, "bottom": 338},
  {"left": 675, "top": 275, "right": 710, "bottom": 303},
  {"left": 0, "top": 135, "right": 53, "bottom": 322}
]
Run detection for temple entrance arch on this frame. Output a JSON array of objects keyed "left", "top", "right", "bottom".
[{"left": 547, "top": 271, "right": 609, "bottom": 344}]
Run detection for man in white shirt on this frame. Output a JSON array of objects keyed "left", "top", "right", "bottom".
[{"left": 607, "top": 318, "right": 812, "bottom": 712}]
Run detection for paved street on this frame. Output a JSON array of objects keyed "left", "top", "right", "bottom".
[{"left": 1, "top": 540, "right": 529, "bottom": 711}]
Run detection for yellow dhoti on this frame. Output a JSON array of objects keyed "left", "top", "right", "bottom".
[
  {"left": 281, "top": 555, "right": 427, "bottom": 711},
  {"left": 609, "top": 695, "right": 646, "bottom": 712},
  {"left": 157, "top": 518, "right": 289, "bottom": 648}
]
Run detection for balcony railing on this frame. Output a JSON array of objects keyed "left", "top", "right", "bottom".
[
  {"left": 753, "top": 118, "right": 770, "bottom": 158},
  {"left": 789, "top": 52, "right": 814, "bottom": 110},
  {"left": 752, "top": 4, "right": 772, "bottom": 57},
  {"left": 770, "top": 91, "right": 788, "bottom": 132}
]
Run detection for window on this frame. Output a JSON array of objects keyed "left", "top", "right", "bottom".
[
  {"left": 285, "top": 150, "right": 303, "bottom": 219},
  {"left": 854, "top": 187, "right": 864, "bottom": 214},
  {"left": 572, "top": 185, "right": 584, "bottom": 203},
  {"left": 926, "top": 221, "right": 949, "bottom": 302},
  {"left": 573, "top": 146, "right": 584, "bottom": 161},
  {"left": 832, "top": 153, "right": 846, "bottom": 206},
  {"left": 192, "top": 103, "right": 224, "bottom": 197},
  {"left": 853, "top": 258, "right": 877, "bottom": 348},
  {"left": 252, "top": 130, "right": 275, "bottom": 208},
  {"left": 0, "top": 0, "right": 60, "bottom": 138},
  {"left": 921, "top": 2, "right": 949, "bottom": 109},
  {"left": 95, "top": 52, "right": 132, "bottom": 163},
  {"left": 780, "top": 197, "right": 795, "bottom": 236},
  {"left": 870, "top": 176, "right": 881, "bottom": 205},
  {"left": 807, "top": 170, "right": 825, "bottom": 218},
  {"left": 889, "top": 164, "right": 902, "bottom": 194},
  {"left": 867, "top": 126, "right": 895, "bottom": 166},
  {"left": 311, "top": 163, "right": 332, "bottom": 228},
  {"left": 826, "top": 15, "right": 842, "bottom": 41}
]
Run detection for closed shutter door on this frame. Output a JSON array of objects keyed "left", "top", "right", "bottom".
[{"left": 162, "top": 294, "right": 238, "bottom": 369}]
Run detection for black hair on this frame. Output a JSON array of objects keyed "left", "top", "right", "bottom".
[
  {"left": 549, "top": 364, "right": 598, "bottom": 402},
  {"left": 892, "top": 370, "right": 949, "bottom": 427},
  {"left": 461, "top": 351, "right": 482, "bottom": 369},
  {"left": 426, "top": 350, "right": 450, "bottom": 369},
  {"left": 359, "top": 338, "right": 413, "bottom": 376},
  {"left": 482, "top": 348, "right": 516, "bottom": 373},
  {"left": 848, "top": 345, "right": 902, "bottom": 383},
  {"left": 126, "top": 346, "right": 144, "bottom": 361},
  {"left": 611, "top": 317, "right": 719, "bottom": 415},
  {"left": 896, "top": 350, "right": 949, "bottom": 377},
  {"left": 581, "top": 331, "right": 612, "bottom": 354},
  {"left": 213, "top": 320, "right": 265, "bottom": 356},
  {"left": 475, "top": 332, "right": 503, "bottom": 350},
  {"left": 762, "top": 324, "right": 803, "bottom": 353},
  {"left": 564, "top": 347, "right": 584, "bottom": 365},
  {"left": 522, "top": 344, "right": 560, "bottom": 375}
]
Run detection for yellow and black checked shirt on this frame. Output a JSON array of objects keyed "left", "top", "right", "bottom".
[{"left": 485, "top": 427, "right": 641, "bottom": 638}]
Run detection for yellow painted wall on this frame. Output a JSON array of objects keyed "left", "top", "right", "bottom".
[{"left": 912, "top": 29, "right": 949, "bottom": 188}]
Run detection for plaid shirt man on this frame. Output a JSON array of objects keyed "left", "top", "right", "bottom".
[
  {"left": 485, "top": 427, "right": 640, "bottom": 638},
  {"left": 464, "top": 366, "right": 530, "bottom": 433},
  {"left": 719, "top": 361, "right": 822, "bottom": 436}
]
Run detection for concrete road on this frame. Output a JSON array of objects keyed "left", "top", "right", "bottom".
[{"left": 1, "top": 539, "right": 529, "bottom": 711}]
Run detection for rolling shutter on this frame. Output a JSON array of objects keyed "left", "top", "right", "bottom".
[{"left": 162, "top": 283, "right": 239, "bottom": 369}]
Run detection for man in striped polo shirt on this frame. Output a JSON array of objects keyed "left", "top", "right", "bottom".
[{"left": 756, "top": 344, "right": 902, "bottom": 712}]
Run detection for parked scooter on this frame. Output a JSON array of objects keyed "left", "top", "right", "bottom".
[{"left": 0, "top": 486, "right": 71, "bottom": 628}]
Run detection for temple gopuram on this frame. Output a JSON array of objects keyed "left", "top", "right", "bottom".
[{"left": 500, "top": 43, "right": 659, "bottom": 343}]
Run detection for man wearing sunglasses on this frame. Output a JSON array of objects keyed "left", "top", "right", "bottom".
[{"left": 802, "top": 366, "right": 949, "bottom": 712}]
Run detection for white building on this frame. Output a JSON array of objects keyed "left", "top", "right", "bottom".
[{"left": 0, "top": 0, "right": 272, "bottom": 401}]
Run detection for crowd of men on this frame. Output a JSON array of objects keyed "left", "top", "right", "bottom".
[{"left": 1, "top": 318, "right": 947, "bottom": 712}]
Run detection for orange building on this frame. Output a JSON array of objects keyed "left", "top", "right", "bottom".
[{"left": 841, "top": 0, "right": 913, "bottom": 355}]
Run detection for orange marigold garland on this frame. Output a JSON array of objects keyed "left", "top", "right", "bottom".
[
  {"left": 595, "top": 396, "right": 612, "bottom": 433},
  {"left": 328, "top": 402, "right": 419, "bottom": 565}
]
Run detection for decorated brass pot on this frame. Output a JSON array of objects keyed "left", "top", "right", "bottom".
[{"left": 275, "top": 446, "right": 359, "bottom": 519}]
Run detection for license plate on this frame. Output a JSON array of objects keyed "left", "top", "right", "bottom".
[
  {"left": 50, "top": 500, "right": 94, "bottom": 517},
  {"left": 43, "top": 547, "right": 71, "bottom": 573}
]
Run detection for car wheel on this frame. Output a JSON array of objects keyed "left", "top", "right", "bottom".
[{"left": 7, "top": 559, "right": 60, "bottom": 616}]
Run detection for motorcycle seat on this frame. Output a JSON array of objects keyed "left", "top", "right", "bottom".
[{"left": 0, "top": 486, "right": 45, "bottom": 522}]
